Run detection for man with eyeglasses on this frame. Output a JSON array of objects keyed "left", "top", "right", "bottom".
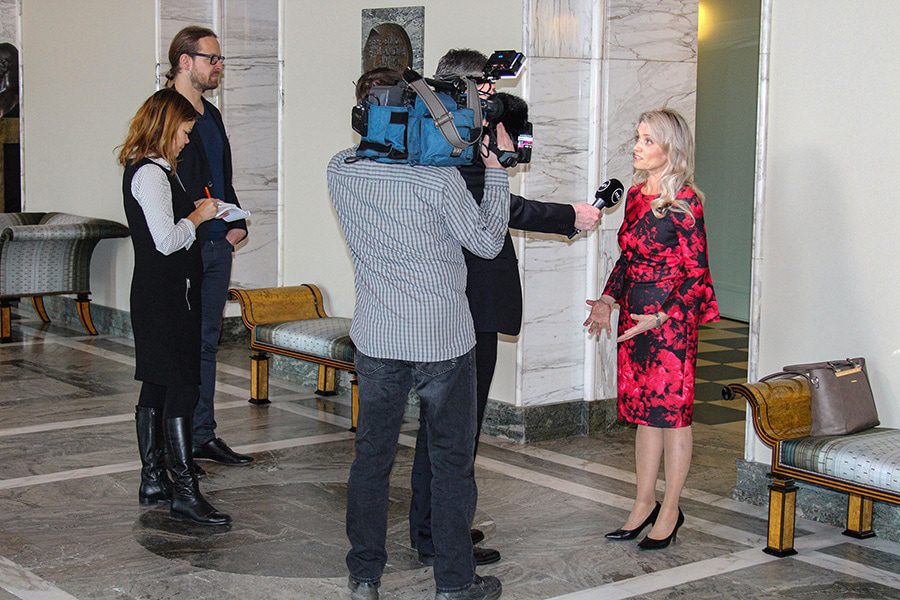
[
  {"left": 165, "top": 26, "right": 253, "bottom": 472},
  {"left": 407, "top": 49, "right": 602, "bottom": 569}
]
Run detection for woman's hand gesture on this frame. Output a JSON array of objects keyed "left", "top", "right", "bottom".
[
  {"left": 617, "top": 311, "right": 669, "bottom": 343},
  {"left": 584, "top": 297, "right": 615, "bottom": 337}
]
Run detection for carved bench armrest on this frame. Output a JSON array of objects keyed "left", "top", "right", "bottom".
[
  {"left": 727, "top": 378, "right": 813, "bottom": 447},
  {"left": 228, "top": 284, "right": 329, "bottom": 330}
]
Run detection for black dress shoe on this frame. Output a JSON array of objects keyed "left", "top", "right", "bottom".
[
  {"left": 605, "top": 501, "right": 660, "bottom": 541},
  {"left": 474, "top": 546, "right": 501, "bottom": 565},
  {"left": 470, "top": 528, "right": 485, "bottom": 545},
  {"left": 638, "top": 508, "right": 685, "bottom": 550},
  {"left": 193, "top": 437, "right": 253, "bottom": 465},
  {"left": 435, "top": 575, "right": 502, "bottom": 600},
  {"left": 418, "top": 546, "right": 501, "bottom": 567}
]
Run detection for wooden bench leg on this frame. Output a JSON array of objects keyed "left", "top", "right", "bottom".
[
  {"left": 250, "top": 350, "right": 271, "bottom": 405},
  {"left": 350, "top": 373, "right": 359, "bottom": 433},
  {"left": 31, "top": 296, "right": 51, "bottom": 323},
  {"left": 764, "top": 475, "right": 798, "bottom": 557},
  {"left": 75, "top": 293, "right": 98, "bottom": 335},
  {"left": 843, "top": 494, "right": 876, "bottom": 539},
  {"left": 1, "top": 301, "right": 11, "bottom": 342},
  {"left": 316, "top": 365, "right": 337, "bottom": 396}
]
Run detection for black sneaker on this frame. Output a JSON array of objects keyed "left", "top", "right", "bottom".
[{"left": 435, "top": 575, "right": 501, "bottom": 600}]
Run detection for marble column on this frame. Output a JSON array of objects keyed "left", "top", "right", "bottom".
[
  {"left": 506, "top": 0, "right": 698, "bottom": 438},
  {"left": 158, "top": 0, "right": 279, "bottom": 310}
]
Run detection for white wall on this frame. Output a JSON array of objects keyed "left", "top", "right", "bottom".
[
  {"left": 280, "top": 0, "right": 522, "bottom": 319},
  {"left": 751, "top": 0, "right": 900, "bottom": 459},
  {"left": 21, "top": 0, "right": 157, "bottom": 310}
]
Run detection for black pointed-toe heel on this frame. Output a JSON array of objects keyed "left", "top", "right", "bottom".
[
  {"left": 638, "top": 508, "right": 684, "bottom": 550},
  {"left": 605, "top": 501, "right": 661, "bottom": 541}
]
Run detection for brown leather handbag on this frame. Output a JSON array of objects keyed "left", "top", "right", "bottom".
[{"left": 761, "top": 358, "right": 879, "bottom": 436}]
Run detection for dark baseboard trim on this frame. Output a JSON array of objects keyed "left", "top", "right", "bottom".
[{"left": 17, "top": 296, "right": 248, "bottom": 343}]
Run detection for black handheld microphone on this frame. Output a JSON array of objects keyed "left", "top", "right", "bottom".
[{"left": 567, "top": 178, "right": 625, "bottom": 238}]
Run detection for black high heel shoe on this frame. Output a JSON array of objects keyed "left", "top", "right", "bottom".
[
  {"left": 638, "top": 508, "right": 684, "bottom": 550},
  {"left": 605, "top": 502, "right": 661, "bottom": 541}
]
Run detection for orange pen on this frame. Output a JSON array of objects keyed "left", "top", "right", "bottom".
[{"left": 204, "top": 186, "right": 212, "bottom": 199}]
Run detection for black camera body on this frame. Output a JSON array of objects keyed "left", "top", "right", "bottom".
[{"left": 434, "top": 50, "right": 532, "bottom": 167}]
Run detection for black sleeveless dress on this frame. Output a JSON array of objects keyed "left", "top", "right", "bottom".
[{"left": 123, "top": 158, "right": 202, "bottom": 385}]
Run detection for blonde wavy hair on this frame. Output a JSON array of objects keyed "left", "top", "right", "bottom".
[{"left": 633, "top": 108, "right": 704, "bottom": 222}]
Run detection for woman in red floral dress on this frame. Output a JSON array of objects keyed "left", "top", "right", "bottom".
[{"left": 585, "top": 109, "right": 719, "bottom": 550}]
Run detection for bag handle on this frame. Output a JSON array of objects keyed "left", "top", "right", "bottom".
[
  {"left": 759, "top": 370, "right": 819, "bottom": 388},
  {"left": 403, "top": 69, "right": 482, "bottom": 154}
]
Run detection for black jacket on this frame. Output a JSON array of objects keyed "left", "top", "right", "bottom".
[
  {"left": 176, "top": 97, "right": 247, "bottom": 235},
  {"left": 459, "top": 163, "right": 575, "bottom": 335}
]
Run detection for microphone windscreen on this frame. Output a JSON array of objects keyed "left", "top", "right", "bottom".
[{"left": 594, "top": 178, "right": 624, "bottom": 209}]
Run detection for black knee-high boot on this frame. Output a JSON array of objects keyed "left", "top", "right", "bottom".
[
  {"left": 135, "top": 406, "right": 172, "bottom": 505},
  {"left": 164, "top": 416, "right": 232, "bottom": 526}
]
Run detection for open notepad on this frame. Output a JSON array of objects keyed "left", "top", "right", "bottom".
[{"left": 215, "top": 203, "right": 251, "bottom": 222}]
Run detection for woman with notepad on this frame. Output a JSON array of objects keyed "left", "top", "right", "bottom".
[{"left": 117, "top": 88, "right": 231, "bottom": 527}]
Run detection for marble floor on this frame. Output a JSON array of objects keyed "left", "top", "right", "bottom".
[{"left": 1, "top": 309, "right": 899, "bottom": 600}]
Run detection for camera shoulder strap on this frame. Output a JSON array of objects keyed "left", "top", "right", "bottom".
[{"left": 403, "top": 69, "right": 481, "bottom": 154}]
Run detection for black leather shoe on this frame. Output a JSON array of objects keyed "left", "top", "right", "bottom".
[
  {"left": 638, "top": 508, "right": 684, "bottom": 550},
  {"left": 605, "top": 501, "right": 660, "bottom": 541},
  {"left": 435, "top": 575, "right": 502, "bottom": 600},
  {"left": 193, "top": 437, "right": 253, "bottom": 465},
  {"left": 348, "top": 576, "right": 380, "bottom": 600},
  {"left": 474, "top": 546, "right": 501, "bottom": 565},
  {"left": 470, "top": 528, "right": 485, "bottom": 545}
]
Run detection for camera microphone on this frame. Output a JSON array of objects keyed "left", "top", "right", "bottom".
[{"left": 567, "top": 178, "right": 625, "bottom": 239}]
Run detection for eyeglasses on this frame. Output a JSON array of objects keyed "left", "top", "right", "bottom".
[{"left": 189, "top": 52, "right": 226, "bottom": 65}]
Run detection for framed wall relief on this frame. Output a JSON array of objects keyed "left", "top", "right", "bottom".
[{"left": 361, "top": 7, "right": 424, "bottom": 73}]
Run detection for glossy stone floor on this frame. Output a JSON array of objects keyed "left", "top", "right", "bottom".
[{"left": 1, "top": 311, "right": 898, "bottom": 599}]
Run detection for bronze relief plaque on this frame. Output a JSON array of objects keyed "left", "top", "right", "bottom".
[{"left": 363, "top": 23, "right": 413, "bottom": 72}]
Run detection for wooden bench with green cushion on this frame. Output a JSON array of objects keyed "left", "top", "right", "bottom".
[
  {"left": 726, "top": 377, "right": 899, "bottom": 556},
  {"left": 228, "top": 284, "right": 358, "bottom": 430}
]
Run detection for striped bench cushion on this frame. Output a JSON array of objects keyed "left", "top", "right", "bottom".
[
  {"left": 779, "top": 428, "right": 900, "bottom": 494},
  {"left": 254, "top": 318, "right": 355, "bottom": 364}
]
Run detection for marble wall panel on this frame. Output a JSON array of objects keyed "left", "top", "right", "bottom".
[
  {"left": 527, "top": 0, "right": 599, "bottom": 59},
  {"left": 223, "top": 0, "right": 278, "bottom": 59},
  {"left": 0, "top": 0, "right": 17, "bottom": 43},
  {"left": 517, "top": 54, "right": 595, "bottom": 407},
  {"left": 230, "top": 189, "right": 277, "bottom": 289},
  {"left": 520, "top": 238, "right": 590, "bottom": 406},
  {"left": 221, "top": 59, "right": 278, "bottom": 191},
  {"left": 607, "top": 0, "right": 698, "bottom": 62},
  {"left": 520, "top": 57, "right": 593, "bottom": 202}
]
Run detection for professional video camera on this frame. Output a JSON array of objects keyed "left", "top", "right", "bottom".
[
  {"left": 350, "top": 51, "right": 531, "bottom": 167},
  {"left": 432, "top": 51, "right": 532, "bottom": 168}
]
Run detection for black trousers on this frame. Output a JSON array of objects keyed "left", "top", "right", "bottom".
[{"left": 409, "top": 331, "right": 498, "bottom": 552}]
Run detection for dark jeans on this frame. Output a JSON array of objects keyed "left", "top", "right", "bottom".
[
  {"left": 409, "top": 332, "right": 497, "bottom": 555},
  {"left": 192, "top": 239, "right": 233, "bottom": 447},
  {"left": 346, "top": 349, "right": 477, "bottom": 593}
]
